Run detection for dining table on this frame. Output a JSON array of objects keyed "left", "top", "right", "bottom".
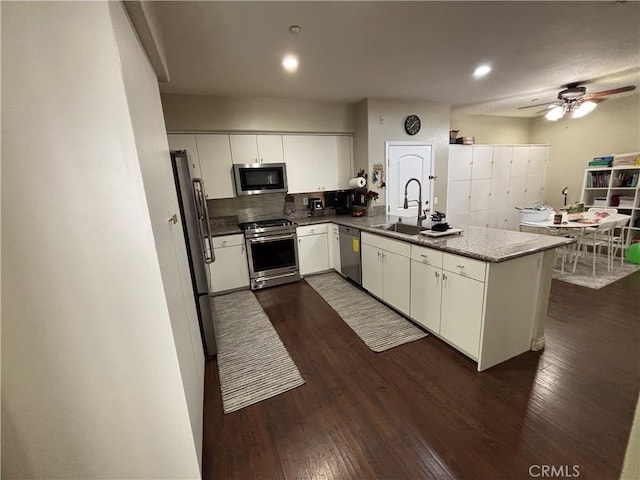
[{"left": 519, "top": 218, "right": 595, "bottom": 274}]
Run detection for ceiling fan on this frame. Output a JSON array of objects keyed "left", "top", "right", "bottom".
[{"left": 518, "top": 82, "right": 636, "bottom": 121}]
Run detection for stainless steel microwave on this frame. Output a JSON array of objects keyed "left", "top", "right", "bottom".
[{"left": 233, "top": 163, "right": 288, "bottom": 195}]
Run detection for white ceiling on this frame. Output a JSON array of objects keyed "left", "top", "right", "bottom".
[{"left": 152, "top": 1, "right": 640, "bottom": 117}]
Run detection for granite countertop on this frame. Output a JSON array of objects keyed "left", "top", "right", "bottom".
[
  {"left": 293, "top": 214, "right": 575, "bottom": 263},
  {"left": 210, "top": 213, "right": 575, "bottom": 263}
]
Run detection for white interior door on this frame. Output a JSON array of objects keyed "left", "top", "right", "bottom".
[{"left": 386, "top": 143, "right": 433, "bottom": 218}]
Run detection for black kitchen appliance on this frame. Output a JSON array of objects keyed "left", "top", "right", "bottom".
[
  {"left": 309, "top": 198, "right": 323, "bottom": 211},
  {"left": 326, "top": 190, "right": 354, "bottom": 215}
]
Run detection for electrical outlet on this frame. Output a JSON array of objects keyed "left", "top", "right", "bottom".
[
  {"left": 303, "top": 197, "right": 308, "bottom": 206},
  {"left": 433, "top": 197, "right": 439, "bottom": 205}
]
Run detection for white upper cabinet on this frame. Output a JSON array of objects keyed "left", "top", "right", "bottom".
[
  {"left": 449, "top": 146, "right": 473, "bottom": 181},
  {"left": 256, "top": 135, "right": 285, "bottom": 163},
  {"left": 195, "top": 134, "right": 234, "bottom": 199},
  {"left": 229, "top": 134, "right": 284, "bottom": 164},
  {"left": 283, "top": 135, "right": 352, "bottom": 193},
  {"left": 528, "top": 146, "right": 548, "bottom": 175},
  {"left": 167, "top": 134, "right": 202, "bottom": 179},
  {"left": 492, "top": 146, "right": 512, "bottom": 178},
  {"left": 511, "top": 146, "right": 530, "bottom": 178},
  {"left": 471, "top": 146, "right": 494, "bottom": 180},
  {"left": 282, "top": 135, "right": 318, "bottom": 193}
]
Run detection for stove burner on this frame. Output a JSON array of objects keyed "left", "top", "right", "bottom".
[{"left": 239, "top": 218, "right": 295, "bottom": 231}]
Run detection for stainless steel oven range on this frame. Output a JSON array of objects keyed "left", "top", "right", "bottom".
[{"left": 239, "top": 219, "right": 300, "bottom": 290}]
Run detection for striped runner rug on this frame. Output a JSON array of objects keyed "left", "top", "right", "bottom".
[
  {"left": 305, "top": 272, "right": 427, "bottom": 352},
  {"left": 211, "top": 291, "right": 304, "bottom": 414}
]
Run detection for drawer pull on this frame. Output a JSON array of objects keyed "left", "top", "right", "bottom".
[{"left": 456, "top": 264, "right": 465, "bottom": 268}]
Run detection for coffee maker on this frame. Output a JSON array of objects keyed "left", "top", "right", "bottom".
[{"left": 326, "top": 190, "right": 354, "bottom": 215}]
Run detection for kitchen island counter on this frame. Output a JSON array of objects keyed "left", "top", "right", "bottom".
[{"left": 291, "top": 214, "right": 575, "bottom": 263}]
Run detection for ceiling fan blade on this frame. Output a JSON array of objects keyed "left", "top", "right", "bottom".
[
  {"left": 517, "top": 101, "right": 558, "bottom": 110},
  {"left": 588, "top": 85, "right": 636, "bottom": 98}
]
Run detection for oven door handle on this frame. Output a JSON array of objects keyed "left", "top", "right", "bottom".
[{"left": 249, "top": 235, "right": 295, "bottom": 244}]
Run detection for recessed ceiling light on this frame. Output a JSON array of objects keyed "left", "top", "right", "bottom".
[
  {"left": 289, "top": 25, "right": 301, "bottom": 34},
  {"left": 473, "top": 64, "right": 492, "bottom": 78},
  {"left": 282, "top": 55, "right": 299, "bottom": 72}
]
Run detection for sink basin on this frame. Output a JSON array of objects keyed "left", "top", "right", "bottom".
[{"left": 375, "top": 222, "right": 427, "bottom": 235}]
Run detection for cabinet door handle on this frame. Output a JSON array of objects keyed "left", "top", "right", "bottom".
[
  {"left": 442, "top": 273, "right": 448, "bottom": 281},
  {"left": 435, "top": 271, "right": 440, "bottom": 279},
  {"left": 456, "top": 264, "right": 465, "bottom": 269}
]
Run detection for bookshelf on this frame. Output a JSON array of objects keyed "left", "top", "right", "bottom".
[{"left": 580, "top": 165, "right": 640, "bottom": 246}]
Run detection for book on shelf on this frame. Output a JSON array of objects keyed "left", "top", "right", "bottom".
[{"left": 586, "top": 171, "right": 610, "bottom": 188}]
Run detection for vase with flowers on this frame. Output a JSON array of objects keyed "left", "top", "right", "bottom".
[{"left": 363, "top": 190, "right": 379, "bottom": 216}]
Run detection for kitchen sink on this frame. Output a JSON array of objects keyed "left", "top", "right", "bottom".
[{"left": 374, "top": 222, "right": 427, "bottom": 235}]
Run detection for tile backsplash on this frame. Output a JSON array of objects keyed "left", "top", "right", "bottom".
[
  {"left": 207, "top": 190, "right": 380, "bottom": 223},
  {"left": 207, "top": 193, "right": 287, "bottom": 223}
]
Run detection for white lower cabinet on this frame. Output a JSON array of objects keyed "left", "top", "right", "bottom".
[
  {"left": 297, "top": 224, "right": 329, "bottom": 275},
  {"left": 361, "top": 232, "right": 410, "bottom": 315},
  {"left": 440, "top": 272, "right": 485, "bottom": 359},
  {"left": 329, "top": 224, "right": 341, "bottom": 271},
  {"left": 208, "top": 234, "right": 250, "bottom": 293},
  {"left": 409, "top": 245, "right": 444, "bottom": 333},
  {"left": 410, "top": 245, "right": 486, "bottom": 360}
]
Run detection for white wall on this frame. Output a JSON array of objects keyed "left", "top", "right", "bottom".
[
  {"left": 530, "top": 93, "right": 640, "bottom": 209},
  {"left": 110, "top": 1, "right": 204, "bottom": 468},
  {"left": 364, "top": 98, "right": 451, "bottom": 211},
  {"left": 161, "top": 92, "right": 356, "bottom": 133},
  {"left": 1, "top": 2, "right": 200, "bottom": 478},
  {"left": 450, "top": 112, "right": 532, "bottom": 144}
]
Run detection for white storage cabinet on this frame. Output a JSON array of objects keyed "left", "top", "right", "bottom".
[
  {"left": 447, "top": 144, "right": 549, "bottom": 230},
  {"left": 361, "top": 232, "right": 411, "bottom": 315},
  {"left": 297, "top": 224, "right": 330, "bottom": 275},
  {"left": 283, "top": 135, "right": 353, "bottom": 193},
  {"left": 195, "top": 134, "right": 235, "bottom": 199},
  {"left": 208, "top": 234, "right": 250, "bottom": 293},
  {"left": 229, "top": 134, "right": 284, "bottom": 164}
]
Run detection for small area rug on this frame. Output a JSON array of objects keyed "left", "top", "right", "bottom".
[
  {"left": 553, "top": 253, "right": 640, "bottom": 289},
  {"left": 211, "top": 291, "right": 304, "bottom": 414},
  {"left": 305, "top": 272, "right": 427, "bottom": 352}
]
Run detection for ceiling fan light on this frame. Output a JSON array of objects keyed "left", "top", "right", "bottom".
[
  {"left": 572, "top": 101, "right": 597, "bottom": 118},
  {"left": 545, "top": 106, "right": 564, "bottom": 121}
]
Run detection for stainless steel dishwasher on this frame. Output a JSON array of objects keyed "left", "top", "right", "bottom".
[{"left": 339, "top": 225, "right": 361, "bottom": 285}]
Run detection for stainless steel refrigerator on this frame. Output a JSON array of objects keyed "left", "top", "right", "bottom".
[{"left": 171, "top": 150, "right": 217, "bottom": 356}]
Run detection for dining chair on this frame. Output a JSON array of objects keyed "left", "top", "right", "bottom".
[
  {"left": 572, "top": 217, "right": 618, "bottom": 276},
  {"left": 587, "top": 207, "right": 618, "bottom": 215},
  {"left": 609, "top": 214, "right": 632, "bottom": 267},
  {"left": 519, "top": 224, "right": 569, "bottom": 273}
]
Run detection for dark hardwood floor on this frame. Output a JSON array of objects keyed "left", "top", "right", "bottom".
[{"left": 203, "top": 271, "right": 640, "bottom": 479}]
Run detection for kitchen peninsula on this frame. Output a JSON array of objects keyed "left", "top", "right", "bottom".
[{"left": 211, "top": 214, "right": 574, "bottom": 371}]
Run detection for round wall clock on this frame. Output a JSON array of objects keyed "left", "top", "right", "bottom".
[{"left": 404, "top": 114, "right": 421, "bottom": 135}]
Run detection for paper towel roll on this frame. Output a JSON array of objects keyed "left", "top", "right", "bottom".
[{"left": 348, "top": 177, "right": 366, "bottom": 188}]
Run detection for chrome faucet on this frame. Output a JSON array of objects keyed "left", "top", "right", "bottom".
[{"left": 403, "top": 178, "right": 428, "bottom": 226}]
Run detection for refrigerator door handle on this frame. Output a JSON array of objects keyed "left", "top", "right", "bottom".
[{"left": 193, "top": 178, "right": 215, "bottom": 264}]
